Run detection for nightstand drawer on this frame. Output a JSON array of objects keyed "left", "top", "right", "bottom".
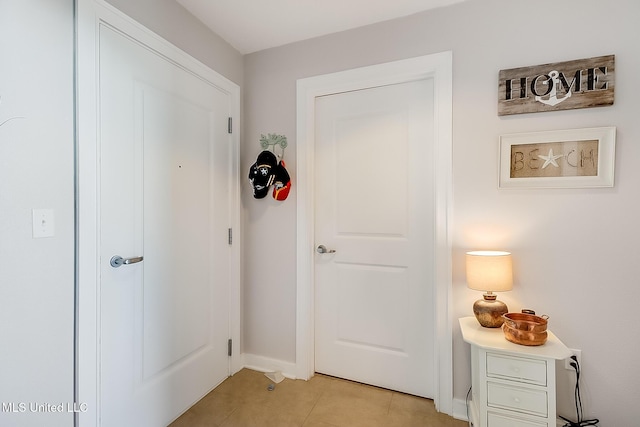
[
  {"left": 487, "top": 382, "right": 548, "bottom": 416},
  {"left": 487, "top": 353, "right": 547, "bottom": 386},
  {"left": 487, "top": 411, "right": 548, "bottom": 427}
]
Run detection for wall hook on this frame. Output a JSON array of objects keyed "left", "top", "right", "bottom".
[{"left": 260, "top": 133, "right": 287, "bottom": 160}]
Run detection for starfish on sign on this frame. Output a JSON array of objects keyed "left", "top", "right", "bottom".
[{"left": 538, "top": 148, "right": 563, "bottom": 169}]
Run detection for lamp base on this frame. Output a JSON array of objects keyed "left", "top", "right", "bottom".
[{"left": 473, "top": 294, "right": 508, "bottom": 328}]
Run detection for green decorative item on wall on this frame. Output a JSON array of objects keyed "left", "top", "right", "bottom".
[{"left": 259, "top": 133, "right": 288, "bottom": 159}]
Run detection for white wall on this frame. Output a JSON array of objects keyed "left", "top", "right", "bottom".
[
  {"left": 105, "top": 0, "right": 243, "bottom": 85},
  {"left": 0, "top": 1, "right": 74, "bottom": 426},
  {"left": 242, "top": 0, "right": 640, "bottom": 425}
]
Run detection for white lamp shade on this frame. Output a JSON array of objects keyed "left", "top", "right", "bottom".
[{"left": 466, "top": 251, "right": 513, "bottom": 292}]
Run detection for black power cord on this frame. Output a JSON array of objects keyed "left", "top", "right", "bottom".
[
  {"left": 559, "top": 355, "right": 599, "bottom": 427},
  {"left": 466, "top": 386, "right": 473, "bottom": 426}
]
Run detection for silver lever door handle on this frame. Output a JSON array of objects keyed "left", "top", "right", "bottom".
[
  {"left": 110, "top": 255, "right": 144, "bottom": 268},
  {"left": 316, "top": 245, "right": 336, "bottom": 254}
]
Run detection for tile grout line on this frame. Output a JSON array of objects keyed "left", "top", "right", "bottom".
[
  {"left": 300, "top": 375, "right": 335, "bottom": 427},
  {"left": 217, "top": 405, "right": 240, "bottom": 427},
  {"left": 387, "top": 392, "right": 396, "bottom": 416}
]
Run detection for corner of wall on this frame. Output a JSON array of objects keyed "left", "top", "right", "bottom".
[{"left": 241, "top": 353, "right": 298, "bottom": 380}]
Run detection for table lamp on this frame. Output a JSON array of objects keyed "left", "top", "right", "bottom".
[{"left": 466, "top": 251, "right": 513, "bottom": 328}]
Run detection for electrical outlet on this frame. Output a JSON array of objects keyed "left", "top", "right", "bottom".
[{"left": 564, "top": 348, "right": 581, "bottom": 370}]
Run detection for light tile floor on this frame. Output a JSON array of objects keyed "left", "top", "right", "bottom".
[{"left": 169, "top": 369, "right": 468, "bottom": 427}]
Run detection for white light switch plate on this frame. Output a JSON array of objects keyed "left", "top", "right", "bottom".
[{"left": 33, "top": 209, "right": 55, "bottom": 238}]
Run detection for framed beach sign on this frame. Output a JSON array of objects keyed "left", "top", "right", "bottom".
[{"left": 499, "top": 127, "right": 616, "bottom": 189}]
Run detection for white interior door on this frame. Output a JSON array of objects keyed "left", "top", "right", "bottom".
[
  {"left": 314, "top": 79, "right": 435, "bottom": 398},
  {"left": 99, "top": 23, "right": 232, "bottom": 426}
]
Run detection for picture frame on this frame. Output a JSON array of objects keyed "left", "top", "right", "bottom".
[{"left": 499, "top": 127, "right": 616, "bottom": 189}]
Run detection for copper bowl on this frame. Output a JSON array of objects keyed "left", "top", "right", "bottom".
[
  {"left": 502, "top": 311, "right": 549, "bottom": 346},
  {"left": 502, "top": 312, "right": 548, "bottom": 333},
  {"left": 503, "top": 324, "right": 548, "bottom": 346}
]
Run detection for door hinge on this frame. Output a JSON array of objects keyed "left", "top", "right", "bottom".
[
  {"left": 228, "top": 117, "right": 233, "bottom": 134},
  {"left": 228, "top": 228, "right": 233, "bottom": 245},
  {"left": 228, "top": 338, "right": 233, "bottom": 357}
]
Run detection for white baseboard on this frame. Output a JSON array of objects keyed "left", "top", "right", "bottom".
[
  {"left": 452, "top": 397, "right": 470, "bottom": 422},
  {"left": 240, "top": 353, "right": 298, "bottom": 380}
]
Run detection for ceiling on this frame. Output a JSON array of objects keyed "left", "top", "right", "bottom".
[{"left": 175, "top": 0, "right": 466, "bottom": 54}]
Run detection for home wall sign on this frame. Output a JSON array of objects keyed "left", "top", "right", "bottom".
[{"left": 498, "top": 55, "right": 615, "bottom": 116}]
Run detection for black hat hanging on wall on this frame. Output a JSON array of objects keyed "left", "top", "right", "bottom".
[
  {"left": 248, "top": 150, "right": 277, "bottom": 199},
  {"left": 248, "top": 133, "right": 291, "bottom": 201}
]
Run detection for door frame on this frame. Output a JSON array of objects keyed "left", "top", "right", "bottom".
[
  {"left": 75, "top": 1, "right": 241, "bottom": 425},
  {"left": 295, "top": 52, "right": 453, "bottom": 414}
]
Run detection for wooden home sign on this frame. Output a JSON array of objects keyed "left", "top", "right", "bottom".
[{"left": 498, "top": 55, "right": 615, "bottom": 116}]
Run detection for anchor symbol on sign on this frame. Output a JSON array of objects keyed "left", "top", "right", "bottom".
[{"left": 535, "top": 70, "right": 572, "bottom": 107}]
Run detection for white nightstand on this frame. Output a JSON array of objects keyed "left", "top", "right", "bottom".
[{"left": 459, "top": 316, "right": 572, "bottom": 427}]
